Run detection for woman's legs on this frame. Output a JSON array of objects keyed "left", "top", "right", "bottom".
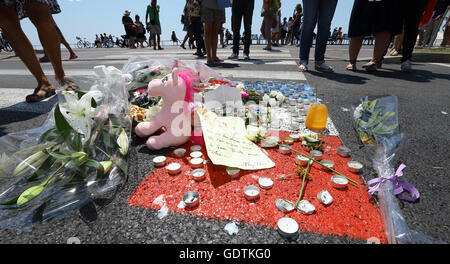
[
  {"left": 211, "top": 22, "right": 223, "bottom": 61},
  {"left": 347, "top": 36, "right": 364, "bottom": 70},
  {"left": 0, "top": 5, "right": 53, "bottom": 92},
  {"left": 373, "top": 31, "right": 391, "bottom": 63},
  {"left": 203, "top": 21, "right": 214, "bottom": 63},
  {"left": 299, "top": 0, "right": 319, "bottom": 63},
  {"left": 24, "top": 2, "right": 65, "bottom": 82},
  {"left": 314, "top": 0, "right": 338, "bottom": 65}
]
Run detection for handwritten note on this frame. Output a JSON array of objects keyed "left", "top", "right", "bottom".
[{"left": 198, "top": 109, "right": 275, "bottom": 170}]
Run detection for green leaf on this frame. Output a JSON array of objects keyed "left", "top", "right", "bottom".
[
  {"left": 39, "top": 128, "right": 59, "bottom": 143},
  {"left": 54, "top": 104, "right": 73, "bottom": 132},
  {"left": 0, "top": 196, "right": 19, "bottom": 206},
  {"left": 17, "top": 185, "right": 45, "bottom": 206},
  {"left": 84, "top": 159, "right": 103, "bottom": 170},
  {"left": 304, "top": 136, "right": 320, "bottom": 143},
  {"left": 70, "top": 133, "right": 83, "bottom": 152},
  {"left": 48, "top": 151, "right": 70, "bottom": 160}
]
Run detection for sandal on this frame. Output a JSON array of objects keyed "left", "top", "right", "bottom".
[
  {"left": 346, "top": 61, "right": 357, "bottom": 71},
  {"left": 362, "top": 61, "right": 378, "bottom": 72},
  {"left": 298, "top": 61, "right": 308, "bottom": 72},
  {"left": 25, "top": 86, "right": 56, "bottom": 103},
  {"left": 58, "top": 77, "right": 79, "bottom": 92},
  {"left": 315, "top": 62, "right": 334, "bottom": 72},
  {"left": 213, "top": 57, "right": 224, "bottom": 63}
]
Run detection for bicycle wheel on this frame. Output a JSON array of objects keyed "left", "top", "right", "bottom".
[
  {"left": 77, "top": 41, "right": 84, "bottom": 49},
  {"left": 84, "top": 41, "right": 92, "bottom": 48}
]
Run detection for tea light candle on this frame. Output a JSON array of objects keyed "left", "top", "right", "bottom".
[
  {"left": 347, "top": 161, "right": 363, "bottom": 174},
  {"left": 310, "top": 150, "right": 323, "bottom": 161},
  {"left": 190, "top": 158, "right": 204, "bottom": 169},
  {"left": 337, "top": 146, "right": 351, "bottom": 157},
  {"left": 320, "top": 160, "right": 334, "bottom": 171},
  {"left": 173, "top": 148, "right": 186, "bottom": 158},
  {"left": 244, "top": 185, "right": 260, "bottom": 201},
  {"left": 166, "top": 162, "right": 181, "bottom": 175},
  {"left": 331, "top": 175, "right": 349, "bottom": 189},
  {"left": 296, "top": 200, "right": 316, "bottom": 215},
  {"left": 190, "top": 151, "right": 203, "bottom": 159},
  {"left": 226, "top": 167, "right": 240, "bottom": 179},
  {"left": 283, "top": 137, "right": 294, "bottom": 145},
  {"left": 279, "top": 144, "right": 291, "bottom": 155},
  {"left": 153, "top": 156, "right": 167, "bottom": 167},
  {"left": 258, "top": 177, "right": 274, "bottom": 190},
  {"left": 296, "top": 155, "right": 310, "bottom": 166},
  {"left": 277, "top": 217, "right": 299, "bottom": 239},
  {"left": 183, "top": 191, "right": 199, "bottom": 208},
  {"left": 317, "top": 190, "right": 333, "bottom": 205},
  {"left": 190, "top": 145, "right": 202, "bottom": 152},
  {"left": 275, "top": 199, "right": 295, "bottom": 213},
  {"left": 289, "top": 134, "right": 300, "bottom": 142},
  {"left": 192, "top": 169, "right": 206, "bottom": 182}
]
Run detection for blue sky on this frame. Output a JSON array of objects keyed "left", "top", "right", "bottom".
[{"left": 20, "top": 0, "right": 355, "bottom": 46}]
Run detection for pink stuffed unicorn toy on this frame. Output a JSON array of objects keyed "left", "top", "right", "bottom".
[{"left": 135, "top": 66, "right": 202, "bottom": 150}]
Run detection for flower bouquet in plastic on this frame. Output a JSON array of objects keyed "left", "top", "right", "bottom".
[
  {"left": 0, "top": 66, "right": 131, "bottom": 231},
  {"left": 352, "top": 95, "right": 442, "bottom": 244}
]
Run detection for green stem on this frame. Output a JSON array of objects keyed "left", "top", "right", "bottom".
[
  {"left": 40, "top": 161, "right": 69, "bottom": 187},
  {"left": 286, "top": 145, "right": 359, "bottom": 185},
  {"left": 96, "top": 146, "right": 112, "bottom": 159},
  {"left": 295, "top": 160, "right": 312, "bottom": 207}
]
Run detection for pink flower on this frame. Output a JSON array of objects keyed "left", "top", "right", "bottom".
[{"left": 240, "top": 91, "right": 249, "bottom": 98}]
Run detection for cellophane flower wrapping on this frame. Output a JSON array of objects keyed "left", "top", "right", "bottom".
[
  {"left": 0, "top": 66, "right": 131, "bottom": 231},
  {"left": 352, "top": 95, "right": 442, "bottom": 244}
]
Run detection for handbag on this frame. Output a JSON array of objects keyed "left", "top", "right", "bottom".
[{"left": 217, "top": 0, "right": 231, "bottom": 8}]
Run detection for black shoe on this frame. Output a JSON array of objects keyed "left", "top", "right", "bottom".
[
  {"left": 243, "top": 53, "right": 250, "bottom": 60},
  {"left": 228, "top": 53, "right": 238, "bottom": 60}
]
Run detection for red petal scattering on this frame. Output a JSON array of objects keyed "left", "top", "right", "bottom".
[{"left": 128, "top": 132, "right": 387, "bottom": 243}]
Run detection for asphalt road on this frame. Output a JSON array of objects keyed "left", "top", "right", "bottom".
[{"left": 0, "top": 45, "right": 448, "bottom": 244}]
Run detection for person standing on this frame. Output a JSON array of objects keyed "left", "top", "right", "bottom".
[
  {"left": 146, "top": 0, "right": 163, "bottom": 50},
  {"left": 399, "top": 0, "right": 431, "bottom": 72},
  {"left": 441, "top": 16, "right": 450, "bottom": 47},
  {"left": 122, "top": 10, "right": 136, "bottom": 48},
  {"left": 281, "top": 17, "right": 288, "bottom": 45},
  {"left": 346, "top": 0, "right": 403, "bottom": 72},
  {"left": 201, "top": 0, "right": 226, "bottom": 64},
  {"left": 135, "top": 15, "right": 147, "bottom": 48},
  {"left": 0, "top": 0, "right": 78, "bottom": 103},
  {"left": 291, "top": 4, "right": 302, "bottom": 46},
  {"left": 422, "top": 0, "right": 449, "bottom": 47},
  {"left": 186, "top": 0, "right": 206, "bottom": 57},
  {"left": 180, "top": 1, "right": 193, "bottom": 49},
  {"left": 297, "top": 0, "right": 338, "bottom": 72},
  {"left": 229, "top": 0, "right": 255, "bottom": 60},
  {"left": 261, "top": 0, "right": 281, "bottom": 51}
]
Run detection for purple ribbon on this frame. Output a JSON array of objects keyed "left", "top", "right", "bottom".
[{"left": 368, "top": 164, "right": 420, "bottom": 202}]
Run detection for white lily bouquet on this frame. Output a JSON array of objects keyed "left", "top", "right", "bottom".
[{"left": 0, "top": 66, "right": 131, "bottom": 231}]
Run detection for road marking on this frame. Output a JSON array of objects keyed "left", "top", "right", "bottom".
[
  {"left": 428, "top": 62, "right": 450, "bottom": 68},
  {"left": 57, "top": 59, "right": 298, "bottom": 66}
]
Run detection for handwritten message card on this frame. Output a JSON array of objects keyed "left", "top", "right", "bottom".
[{"left": 198, "top": 109, "right": 275, "bottom": 170}]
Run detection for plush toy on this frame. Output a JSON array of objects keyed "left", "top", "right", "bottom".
[{"left": 135, "top": 67, "right": 202, "bottom": 150}]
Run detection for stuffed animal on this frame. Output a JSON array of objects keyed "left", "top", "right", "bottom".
[{"left": 135, "top": 67, "right": 200, "bottom": 150}]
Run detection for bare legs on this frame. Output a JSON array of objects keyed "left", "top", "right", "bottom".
[
  {"left": 0, "top": 4, "right": 53, "bottom": 94},
  {"left": 204, "top": 21, "right": 222, "bottom": 64},
  {"left": 261, "top": 13, "right": 274, "bottom": 50},
  {"left": 347, "top": 31, "right": 391, "bottom": 71}
]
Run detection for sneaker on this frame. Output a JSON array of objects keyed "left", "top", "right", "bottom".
[
  {"left": 228, "top": 53, "right": 238, "bottom": 60},
  {"left": 69, "top": 54, "right": 78, "bottom": 60},
  {"left": 243, "top": 53, "right": 250, "bottom": 60},
  {"left": 401, "top": 60, "right": 412, "bottom": 72}
]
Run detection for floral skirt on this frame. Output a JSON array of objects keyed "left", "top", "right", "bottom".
[{"left": 0, "top": 0, "right": 61, "bottom": 19}]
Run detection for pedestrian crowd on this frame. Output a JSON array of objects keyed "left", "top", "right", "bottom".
[{"left": 0, "top": 0, "right": 449, "bottom": 104}]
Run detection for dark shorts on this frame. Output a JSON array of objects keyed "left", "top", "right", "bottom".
[
  {"left": 0, "top": 0, "right": 61, "bottom": 19},
  {"left": 201, "top": 6, "right": 225, "bottom": 24}
]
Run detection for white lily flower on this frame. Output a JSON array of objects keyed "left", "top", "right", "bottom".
[
  {"left": 268, "top": 98, "right": 278, "bottom": 107},
  {"left": 270, "top": 91, "right": 278, "bottom": 97},
  {"left": 276, "top": 94, "right": 285, "bottom": 102},
  {"left": 262, "top": 94, "right": 270, "bottom": 102},
  {"left": 59, "top": 90, "right": 103, "bottom": 141}
]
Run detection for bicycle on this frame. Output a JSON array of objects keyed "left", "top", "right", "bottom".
[{"left": 76, "top": 37, "right": 93, "bottom": 48}]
